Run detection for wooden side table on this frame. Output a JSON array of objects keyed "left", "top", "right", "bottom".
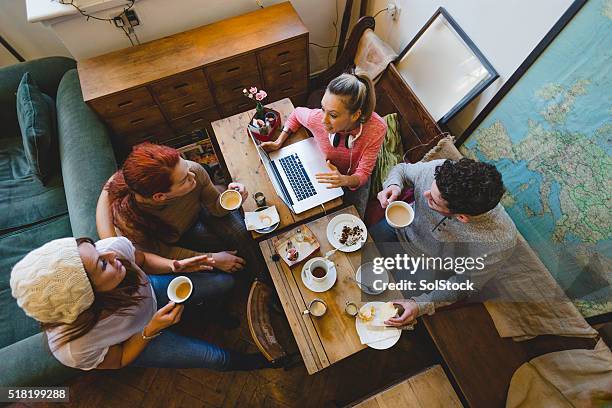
[
  {"left": 211, "top": 98, "right": 343, "bottom": 239},
  {"left": 259, "top": 206, "right": 400, "bottom": 374}
]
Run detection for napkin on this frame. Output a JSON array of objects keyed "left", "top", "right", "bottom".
[
  {"left": 358, "top": 324, "right": 399, "bottom": 345},
  {"left": 244, "top": 206, "right": 280, "bottom": 231}
]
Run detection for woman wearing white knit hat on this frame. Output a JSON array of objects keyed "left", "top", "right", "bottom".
[{"left": 10, "top": 236, "right": 276, "bottom": 371}]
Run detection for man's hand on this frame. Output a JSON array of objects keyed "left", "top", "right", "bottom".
[
  {"left": 315, "top": 161, "right": 348, "bottom": 188},
  {"left": 172, "top": 254, "right": 215, "bottom": 273},
  {"left": 228, "top": 182, "right": 248, "bottom": 202},
  {"left": 212, "top": 250, "right": 246, "bottom": 273},
  {"left": 384, "top": 300, "right": 418, "bottom": 327},
  {"left": 377, "top": 185, "right": 401, "bottom": 208},
  {"left": 144, "top": 301, "right": 184, "bottom": 336}
]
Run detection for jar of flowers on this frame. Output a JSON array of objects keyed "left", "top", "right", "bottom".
[{"left": 243, "top": 87, "right": 280, "bottom": 142}]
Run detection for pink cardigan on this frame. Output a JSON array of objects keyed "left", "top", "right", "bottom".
[{"left": 284, "top": 107, "right": 387, "bottom": 189}]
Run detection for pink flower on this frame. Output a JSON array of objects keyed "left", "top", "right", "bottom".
[
  {"left": 255, "top": 90, "right": 267, "bottom": 101},
  {"left": 249, "top": 87, "right": 258, "bottom": 94}
]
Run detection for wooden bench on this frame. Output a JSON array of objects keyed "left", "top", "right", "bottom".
[{"left": 348, "top": 365, "right": 462, "bottom": 408}]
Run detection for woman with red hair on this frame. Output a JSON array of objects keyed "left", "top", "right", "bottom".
[{"left": 96, "top": 142, "right": 264, "bottom": 281}]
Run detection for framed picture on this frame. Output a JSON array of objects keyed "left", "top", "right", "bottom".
[{"left": 395, "top": 7, "right": 498, "bottom": 125}]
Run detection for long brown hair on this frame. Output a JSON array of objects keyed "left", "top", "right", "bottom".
[
  {"left": 106, "top": 143, "right": 180, "bottom": 241},
  {"left": 42, "top": 238, "right": 147, "bottom": 349}
]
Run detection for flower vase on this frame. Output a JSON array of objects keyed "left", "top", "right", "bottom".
[{"left": 248, "top": 107, "right": 281, "bottom": 142}]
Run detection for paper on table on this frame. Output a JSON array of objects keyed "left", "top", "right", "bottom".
[
  {"left": 358, "top": 325, "right": 399, "bottom": 345},
  {"left": 244, "top": 206, "right": 280, "bottom": 231}
]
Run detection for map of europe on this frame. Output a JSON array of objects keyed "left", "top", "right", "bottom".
[{"left": 460, "top": 0, "right": 611, "bottom": 317}]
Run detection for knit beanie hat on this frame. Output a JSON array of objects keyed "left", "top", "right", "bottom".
[{"left": 10, "top": 238, "right": 95, "bottom": 324}]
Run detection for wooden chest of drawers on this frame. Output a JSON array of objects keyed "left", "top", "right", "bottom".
[{"left": 78, "top": 2, "right": 309, "bottom": 152}]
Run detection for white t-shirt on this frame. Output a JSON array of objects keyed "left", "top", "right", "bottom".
[{"left": 46, "top": 237, "right": 157, "bottom": 370}]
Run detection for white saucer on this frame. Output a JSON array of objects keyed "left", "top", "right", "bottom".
[
  {"left": 355, "top": 302, "right": 401, "bottom": 350},
  {"left": 254, "top": 206, "right": 279, "bottom": 234},
  {"left": 326, "top": 214, "right": 367, "bottom": 252},
  {"left": 301, "top": 257, "right": 337, "bottom": 293},
  {"left": 355, "top": 263, "right": 389, "bottom": 295}
]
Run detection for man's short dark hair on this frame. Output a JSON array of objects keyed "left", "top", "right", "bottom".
[{"left": 434, "top": 158, "right": 505, "bottom": 216}]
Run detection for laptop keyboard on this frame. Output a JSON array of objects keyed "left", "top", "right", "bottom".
[{"left": 278, "top": 154, "right": 317, "bottom": 202}]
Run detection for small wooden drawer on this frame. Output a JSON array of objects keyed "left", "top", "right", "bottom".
[
  {"left": 107, "top": 105, "right": 166, "bottom": 135},
  {"left": 213, "top": 73, "right": 263, "bottom": 104},
  {"left": 160, "top": 90, "right": 215, "bottom": 120},
  {"left": 205, "top": 53, "right": 259, "bottom": 84},
  {"left": 262, "top": 60, "right": 308, "bottom": 92},
  {"left": 149, "top": 70, "right": 209, "bottom": 103},
  {"left": 268, "top": 83, "right": 306, "bottom": 103},
  {"left": 122, "top": 124, "right": 175, "bottom": 147},
  {"left": 89, "top": 87, "right": 154, "bottom": 118},
  {"left": 170, "top": 108, "right": 220, "bottom": 133},
  {"left": 218, "top": 98, "right": 256, "bottom": 117},
  {"left": 258, "top": 37, "right": 307, "bottom": 70}
]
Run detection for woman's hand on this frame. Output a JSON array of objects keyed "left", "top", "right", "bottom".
[
  {"left": 228, "top": 182, "right": 248, "bottom": 202},
  {"left": 315, "top": 161, "right": 349, "bottom": 188},
  {"left": 172, "top": 254, "right": 215, "bottom": 273},
  {"left": 260, "top": 140, "right": 282, "bottom": 153},
  {"left": 212, "top": 250, "right": 246, "bottom": 273},
  {"left": 144, "top": 302, "right": 184, "bottom": 336}
]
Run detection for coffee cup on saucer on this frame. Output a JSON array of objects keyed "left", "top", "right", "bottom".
[
  {"left": 220, "top": 189, "right": 242, "bottom": 211},
  {"left": 385, "top": 201, "right": 414, "bottom": 228},
  {"left": 305, "top": 258, "right": 330, "bottom": 282}
]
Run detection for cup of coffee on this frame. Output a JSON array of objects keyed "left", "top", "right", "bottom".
[
  {"left": 306, "top": 258, "right": 330, "bottom": 282},
  {"left": 220, "top": 189, "right": 242, "bottom": 210},
  {"left": 167, "top": 276, "right": 193, "bottom": 303},
  {"left": 344, "top": 301, "right": 359, "bottom": 317},
  {"left": 385, "top": 201, "right": 415, "bottom": 228},
  {"left": 303, "top": 298, "right": 327, "bottom": 317}
]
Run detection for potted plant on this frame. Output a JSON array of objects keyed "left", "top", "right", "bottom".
[{"left": 243, "top": 87, "right": 280, "bottom": 142}]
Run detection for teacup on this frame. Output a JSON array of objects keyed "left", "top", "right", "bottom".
[
  {"left": 220, "top": 189, "right": 242, "bottom": 210},
  {"left": 305, "top": 258, "right": 331, "bottom": 282},
  {"left": 167, "top": 276, "right": 193, "bottom": 303},
  {"left": 385, "top": 201, "right": 414, "bottom": 228},
  {"left": 303, "top": 298, "right": 327, "bottom": 317}
]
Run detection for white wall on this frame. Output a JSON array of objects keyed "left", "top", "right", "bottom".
[
  {"left": 0, "top": 0, "right": 71, "bottom": 67},
  {"left": 368, "top": 0, "right": 574, "bottom": 136},
  {"left": 3, "top": 0, "right": 350, "bottom": 74}
]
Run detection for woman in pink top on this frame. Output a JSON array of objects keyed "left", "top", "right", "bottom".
[{"left": 261, "top": 73, "right": 386, "bottom": 216}]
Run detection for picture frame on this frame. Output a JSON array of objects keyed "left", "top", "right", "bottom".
[{"left": 395, "top": 7, "right": 499, "bottom": 125}]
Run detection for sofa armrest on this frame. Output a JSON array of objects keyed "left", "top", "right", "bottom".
[
  {"left": 0, "top": 333, "right": 78, "bottom": 387},
  {"left": 56, "top": 69, "right": 117, "bottom": 240}
]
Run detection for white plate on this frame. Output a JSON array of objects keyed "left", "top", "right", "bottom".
[
  {"left": 355, "top": 302, "right": 401, "bottom": 350},
  {"left": 254, "top": 206, "right": 279, "bottom": 234},
  {"left": 355, "top": 263, "right": 389, "bottom": 295},
  {"left": 326, "top": 214, "right": 367, "bottom": 252},
  {"left": 301, "top": 258, "right": 337, "bottom": 293}
]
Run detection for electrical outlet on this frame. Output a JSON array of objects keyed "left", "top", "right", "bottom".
[
  {"left": 387, "top": 1, "right": 400, "bottom": 20},
  {"left": 124, "top": 9, "right": 140, "bottom": 26}
]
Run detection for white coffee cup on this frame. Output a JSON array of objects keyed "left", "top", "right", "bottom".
[
  {"left": 303, "top": 298, "right": 328, "bottom": 317},
  {"left": 385, "top": 201, "right": 414, "bottom": 228},
  {"left": 220, "top": 189, "right": 242, "bottom": 210},
  {"left": 167, "top": 276, "right": 193, "bottom": 303},
  {"left": 306, "top": 258, "right": 330, "bottom": 282}
]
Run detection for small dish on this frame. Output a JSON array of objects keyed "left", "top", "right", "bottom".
[
  {"left": 301, "top": 257, "right": 337, "bottom": 293},
  {"left": 325, "top": 214, "right": 367, "bottom": 252},
  {"left": 254, "top": 206, "right": 279, "bottom": 234},
  {"left": 355, "top": 262, "right": 389, "bottom": 295}
]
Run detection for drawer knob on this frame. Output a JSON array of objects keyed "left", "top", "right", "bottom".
[
  {"left": 192, "top": 118, "right": 204, "bottom": 124},
  {"left": 173, "top": 83, "right": 189, "bottom": 90},
  {"left": 118, "top": 100, "right": 133, "bottom": 108},
  {"left": 232, "top": 85, "right": 244, "bottom": 91},
  {"left": 131, "top": 118, "right": 145, "bottom": 124},
  {"left": 278, "top": 50, "right": 290, "bottom": 57},
  {"left": 279, "top": 70, "right": 291, "bottom": 77},
  {"left": 183, "top": 101, "right": 197, "bottom": 108},
  {"left": 281, "top": 86, "right": 292, "bottom": 92},
  {"left": 226, "top": 66, "right": 240, "bottom": 73}
]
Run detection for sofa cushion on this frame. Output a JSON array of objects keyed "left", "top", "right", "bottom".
[
  {"left": 16, "top": 72, "right": 57, "bottom": 182},
  {"left": 0, "top": 214, "right": 72, "bottom": 348}
]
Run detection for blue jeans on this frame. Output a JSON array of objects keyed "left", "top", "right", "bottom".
[{"left": 130, "top": 272, "right": 269, "bottom": 370}]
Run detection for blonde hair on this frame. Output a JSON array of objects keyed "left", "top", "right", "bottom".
[{"left": 326, "top": 73, "right": 376, "bottom": 123}]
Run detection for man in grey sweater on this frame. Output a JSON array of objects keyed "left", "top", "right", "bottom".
[{"left": 370, "top": 158, "right": 518, "bottom": 326}]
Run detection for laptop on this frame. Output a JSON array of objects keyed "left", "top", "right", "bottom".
[{"left": 248, "top": 130, "right": 344, "bottom": 214}]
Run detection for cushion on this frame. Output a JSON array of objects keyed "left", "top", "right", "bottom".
[
  {"left": 369, "top": 112, "right": 404, "bottom": 199},
  {"left": 16, "top": 72, "right": 57, "bottom": 182},
  {"left": 420, "top": 135, "right": 463, "bottom": 162}
]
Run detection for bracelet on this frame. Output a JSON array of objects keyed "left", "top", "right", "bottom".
[
  {"left": 141, "top": 328, "right": 162, "bottom": 340},
  {"left": 282, "top": 126, "right": 292, "bottom": 136}
]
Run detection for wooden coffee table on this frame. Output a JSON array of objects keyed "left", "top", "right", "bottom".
[
  {"left": 211, "top": 98, "right": 343, "bottom": 239},
  {"left": 259, "top": 206, "right": 401, "bottom": 374}
]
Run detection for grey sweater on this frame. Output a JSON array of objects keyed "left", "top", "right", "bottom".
[{"left": 383, "top": 160, "right": 518, "bottom": 316}]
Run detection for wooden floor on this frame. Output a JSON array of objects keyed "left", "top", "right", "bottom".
[{"left": 13, "top": 277, "right": 441, "bottom": 408}]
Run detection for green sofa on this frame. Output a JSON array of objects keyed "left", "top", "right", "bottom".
[{"left": 0, "top": 57, "right": 117, "bottom": 386}]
